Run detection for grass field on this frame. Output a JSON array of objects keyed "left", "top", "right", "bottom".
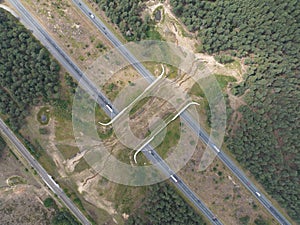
[
  {"left": 225, "top": 60, "right": 242, "bottom": 74},
  {"left": 113, "top": 184, "right": 146, "bottom": 215},
  {"left": 214, "top": 74, "right": 237, "bottom": 90},
  {"left": 129, "top": 96, "right": 151, "bottom": 116},
  {"left": 189, "top": 74, "right": 237, "bottom": 97},
  {"left": 56, "top": 144, "right": 80, "bottom": 160},
  {"left": 189, "top": 82, "right": 205, "bottom": 98},
  {"left": 74, "top": 158, "right": 90, "bottom": 173},
  {"left": 154, "top": 118, "right": 181, "bottom": 159}
]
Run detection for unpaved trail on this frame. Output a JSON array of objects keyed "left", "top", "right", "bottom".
[
  {"left": 73, "top": 169, "right": 117, "bottom": 217},
  {"left": 147, "top": 2, "right": 197, "bottom": 52},
  {"left": 64, "top": 150, "right": 86, "bottom": 173},
  {"left": 146, "top": 1, "right": 244, "bottom": 88}
]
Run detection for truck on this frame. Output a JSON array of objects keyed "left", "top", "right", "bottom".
[
  {"left": 212, "top": 144, "right": 220, "bottom": 153},
  {"left": 106, "top": 104, "right": 113, "bottom": 112},
  {"left": 170, "top": 175, "right": 178, "bottom": 183},
  {"left": 48, "top": 175, "right": 60, "bottom": 188}
]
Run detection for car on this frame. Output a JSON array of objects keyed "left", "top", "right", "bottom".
[{"left": 89, "top": 12, "right": 95, "bottom": 19}]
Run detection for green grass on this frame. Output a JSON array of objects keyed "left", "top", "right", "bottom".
[
  {"left": 136, "top": 152, "right": 149, "bottom": 167},
  {"left": 166, "top": 65, "right": 178, "bottom": 79},
  {"left": 114, "top": 184, "right": 146, "bottom": 215},
  {"left": 37, "top": 106, "right": 50, "bottom": 125},
  {"left": 74, "top": 158, "right": 90, "bottom": 173},
  {"left": 154, "top": 118, "right": 181, "bottom": 159},
  {"left": 146, "top": 27, "right": 162, "bottom": 40},
  {"left": 188, "top": 83, "right": 212, "bottom": 131},
  {"left": 81, "top": 200, "right": 110, "bottom": 225},
  {"left": 104, "top": 82, "right": 120, "bottom": 101},
  {"left": 214, "top": 74, "right": 237, "bottom": 90},
  {"left": 53, "top": 99, "right": 72, "bottom": 121},
  {"left": 195, "top": 43, "right": 204, "bottom": 53},
  {"left": 189, "top": 74, "right": 236, "bottom": 97},
  {"left": 39, "top": 151, "right": 59, "bottom": 177},
  {"left": 97, "top": 127, "right": 113, "bottom": 140},
  {"left": 54, "top": 112, "right": 74, "bottom": 141},
  {"left": 225, "top": 60, "right": 242, "bottom": 73},
  {"left": 95, "top": 105, "right": 110, "bottom": 124},
  {"left": 129, "top": 96, "right": 151, "bottom": 116},
  {"left": 143, "top": 62, "right": 160, "bottom": 76},
  {"left": 189, "top": 74, "right": 236, "bottom": 129},
  {"left": 56, "top": 144, "right": 80, "bottom": 159},
  {"left": 116, "top": 148, "right": 131, "bottom": 164},
  {"left": 189, "top": 82, "right": 205, "bottom": 98}
]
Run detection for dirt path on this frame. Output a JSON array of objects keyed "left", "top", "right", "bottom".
[
  {"left": 146, "top": 2, "right": 244, "bottom": 85},
  {"left": 64, "top": 150, "right": 86, "bottom": 173},
  {"left": 73, "top": 169, "right": 117, "bottom": 217},
  {"left": 147, "top": 2, "right": 197, "bottom": 52}
]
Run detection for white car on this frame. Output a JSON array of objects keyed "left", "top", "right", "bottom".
[{"left": 89, "top": 13, "right": 95, "bottom": 19}]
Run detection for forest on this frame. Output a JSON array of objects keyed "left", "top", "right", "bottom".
[
  {"left": 0, "top": 8, "right": 60, "bottom": 131},
  {"left": 170, "top": 0, "right": 300, "bottom": 222},
  {"left": 43, "top": 197, "right": 80, "bottom": 225},
  {"left": 93, "top": 0, "right": 160, "bottom": 41},
  {"left": 51, "top": 210, "right": 80, "bottom": 225},
  {"left": 126, "top": 182, "right": 206, "bottom": 225},
  {"left": 0, "top": 7, "right": 204, "bottom": 225}
]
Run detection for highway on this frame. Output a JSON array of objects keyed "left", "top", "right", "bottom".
[
  {"left": 7, "top": 0, "right": 220, "bottom": 224},
  {"left": 142, "top": 146, "right": 221, "bottom": 224},
  {"left": 73, "top": 1, "right": 292, "bottom": 225},
  {"left": 7, "top": 0, "right": 114, "bottom": 116},
  {"left": 0, "top": 118, "right": 91, "bottom": 225},
  {"left": 7, "top": 0, "right": 291, "bottom": 224}
]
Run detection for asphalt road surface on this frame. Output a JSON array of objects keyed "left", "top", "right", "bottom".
[
  {"left": 73, "top": 1, "right": 292, "bottom": 225},
  {"left": 0, "top": 118, "right": 91, "bottom": 225},
  {"left": 6, "top": 0, "right": 222, "bottom": 224},
  {"left": 7, "top": 0, "right": 291, "bottom": 224},
  {"left": 6, "top": 0, "right": 220, "bottom": 224}
]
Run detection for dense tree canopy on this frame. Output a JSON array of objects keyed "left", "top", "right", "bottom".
[
  {"left": 0, "top": 9, "right": 60, "bottom": 130},
  {"left": 51, "top": 209, "right": 80, "bottom": 225},
  {"left": 126, "top": 182, "right": 206, "bottom": 225},
  {"left": 93, "top": 0, "right": 157, "bottom": 41},
  {"left": 170, "top": 0, "right": 300, "bottom": 222}
]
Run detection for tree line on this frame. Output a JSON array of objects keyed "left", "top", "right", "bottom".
[
  {"left": 170, "top": 0, "right": 299, "bottom": 222},
  {"left": 43, "top": 197, "right": 80, "bottom": 225},
  {"left": 0, "top": 9, "right": 60, "bottom": 130},
  {"left": 126, "top": 182, "right": 206, "bottom": 225},
  {"left": 93, "top": 0, "right": 158, "bottom": 41}
]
